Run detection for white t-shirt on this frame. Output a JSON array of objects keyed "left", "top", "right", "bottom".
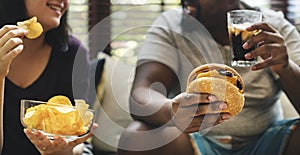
[{"left": 138, "top": 8, "right": 300, "bottom": 137}]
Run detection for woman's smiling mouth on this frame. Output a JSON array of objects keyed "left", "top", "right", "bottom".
[{"left": 47, "top": 4, "right": 63, "bottom": 12}]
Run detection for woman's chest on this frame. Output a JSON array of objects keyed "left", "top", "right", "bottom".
[{"left": 7, "top": 48, "right": 52, "bottom": 88}]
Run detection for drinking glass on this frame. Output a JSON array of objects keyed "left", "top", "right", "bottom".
[{"left": 227, "top": 10, "right": 262, "bottom": 67}]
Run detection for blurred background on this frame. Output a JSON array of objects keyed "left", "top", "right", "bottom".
[{"left": 67, "top": 0, "right": 300, "bottom": 63}]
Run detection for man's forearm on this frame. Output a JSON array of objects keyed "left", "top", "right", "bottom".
[
  {"left": 278, "top": 60, "right": 300, "bottom": 113},
  {"left": 130, "top": 87, "right": 173, "bottom": 127}
]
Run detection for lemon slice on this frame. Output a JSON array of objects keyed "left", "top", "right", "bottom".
[
  {"left": 47, "top": 95, "right": 72, "bottom": 106},
  {"left": 17, "top": 16, "right": 43, "bottom": 39},
  {"left": 241, "top": 30, "right": 254, "bottom": 41}
]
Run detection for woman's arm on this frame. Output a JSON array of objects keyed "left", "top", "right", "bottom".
[
  {"left": 0, "top": 25, "right": 27, "bottom": 153},
  {"left": 0, "top": 78, "right": 4, "bottom": 153}
]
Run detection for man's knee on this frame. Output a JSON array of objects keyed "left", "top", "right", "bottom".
[
  {"left": 118, "top": 121, "right": 195, "bottom": 155},
  {"left": 118, "top": 121, "right": 155, "bottom": 149}
]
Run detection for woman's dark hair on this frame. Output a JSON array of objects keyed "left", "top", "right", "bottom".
[{"left": 0, "top": 0, "right": 70, "bottom": 51}]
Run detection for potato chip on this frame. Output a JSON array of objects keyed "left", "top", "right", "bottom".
[
  {"left": 46, "top": 106, "right": 86, "bottom": 135},
  {"left": 75, "top": 99, "right": 94, "bottom": 126},
  {"left": 17, "top": 16, "right": 43, "bottom": 39},
  {"left": 23, "top": 104, "right": 49, "bottom": 130},
  {"left": 47, "top": 95, "right": 72, "bottom": 106},
  {"left": 23, "top": 96, "right": 94, "bottom": 135}
]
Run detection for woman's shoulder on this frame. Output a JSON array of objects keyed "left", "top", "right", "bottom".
[
  {"left": 67, "top": 35, "right": 88, "bottom": 53},
  {"left": 68, "top": 35, "right": 83, "bottom": 48}
]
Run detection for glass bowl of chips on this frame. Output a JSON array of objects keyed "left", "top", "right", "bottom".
[{"left": 20, "top": 97, "right": 95, "bottom": 142}]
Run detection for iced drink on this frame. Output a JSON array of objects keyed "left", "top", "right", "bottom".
[{"left": 227, "top": 10, "right": 262, "bottom": 67}]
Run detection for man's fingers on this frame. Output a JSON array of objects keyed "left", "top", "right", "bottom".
[
  {"left": 194, "top": 101, "right": 228, "bottom": 116},
  {"left": 247, "top": 22, "right": 276, "bottom": 33},
  {"left": 184, "top": 113, "right": 230, "bottom": 133},
  {"left": 175, "top": 93, "right": 218, "bottom": 107}
]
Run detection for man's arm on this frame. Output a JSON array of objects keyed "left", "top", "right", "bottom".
[
  {"left": 278, "top": 60, "right": 300, "bottom": 113},
  {"left": 129, "top": 61, "right": 178, "bottom": 126}
]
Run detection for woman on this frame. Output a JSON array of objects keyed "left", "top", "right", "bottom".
[
  {"left": 0, "top": 0, "right": 94, "bottom": 154},
  {"left": 118, "top": 0, "right": 300, "bottom": 155}
]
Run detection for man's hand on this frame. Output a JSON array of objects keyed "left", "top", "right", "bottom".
[{"left": 171, "top": 93, "right": 230, "bottom": 133}]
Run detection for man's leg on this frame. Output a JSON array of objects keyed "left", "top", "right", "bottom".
[{"left": 117, "top": 121, "right": 195, "bottom": 155}]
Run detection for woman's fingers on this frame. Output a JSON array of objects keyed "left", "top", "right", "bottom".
[
  {"left": 0, "top": 26, "right": 26, "bottom": 62},
  {"left": 24, "top": 129, "right": 51, "bottom": 151},
  {"left": 0, "top": 25, "right": 27, "bottom": 48},
  {"left": 70, "top": 123, "right": 98, "bottom": 146},
  {"left": 0, "top": 25, "right": 19, "bottom": 38},
  {"left": 1, "top": 38, "right": 24, "bottom": 60},
  {"left": 0, "top": 26, "right": 26, "bottom": 77},
  {"left": 24, "top": 126, "right": 96, "bottom": 154}
]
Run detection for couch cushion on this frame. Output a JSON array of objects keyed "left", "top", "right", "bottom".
[{"left": 91, "top": 53, "right": 135, "bottom": 152}]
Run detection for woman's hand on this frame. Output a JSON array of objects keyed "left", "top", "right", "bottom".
[
  {"left": 24, "top": 123, "right": 98, "bottom": 155},
  {"left": 243, "top": 22, "right": 289, "bottom": 73},
  {"left": 0, "top": 25, "right": 27, "bottom": 78},
  {"left": 171, "top": 93, "right": 230, "bottom": 133}
]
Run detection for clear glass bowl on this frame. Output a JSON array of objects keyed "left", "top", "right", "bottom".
[{"left": 20, "top": 99, "right": 95, "bottom": 142}]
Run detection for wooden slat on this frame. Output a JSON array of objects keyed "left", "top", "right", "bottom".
[{"left": 89, "top": 0, "right": 111, "bottom": 58}]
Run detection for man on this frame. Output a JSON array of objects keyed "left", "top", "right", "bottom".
[{"left": 118, "top": 0, "right": 300, "bottom": 154}]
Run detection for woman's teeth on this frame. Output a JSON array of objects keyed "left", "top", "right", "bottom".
[{"left": 47, "top": 4, "right": 62, "bottom": 11}]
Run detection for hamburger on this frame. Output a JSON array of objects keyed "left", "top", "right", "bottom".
[{"left": 186, "top": 63, "right": 245, "bottom": 116}]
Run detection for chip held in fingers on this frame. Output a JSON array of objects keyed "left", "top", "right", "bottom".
[
  {"left": 17, "top": 16, "right": 43, "bottom": 39},
  {"left": 186, "top": 63, "right": 245, "bottom": 116},
  {"left": 22, "top": 95, "right": 94, "bottom": 135}
]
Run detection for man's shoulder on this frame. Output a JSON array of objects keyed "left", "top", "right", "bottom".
[
  {"left": 161, "top": 8, "right": 183, "bottom": 16},
  {"left": 260, "top": 8, "right": 292, "bottom": 31},
  {"left": 149, "top": 8, "right": 188, "bottom": 34},
  {"left": 260, "top": 8, "right": 285, "bottom": 19},
  {"left": 155, "top": 8, "right": 183, "bottom": 24}
]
